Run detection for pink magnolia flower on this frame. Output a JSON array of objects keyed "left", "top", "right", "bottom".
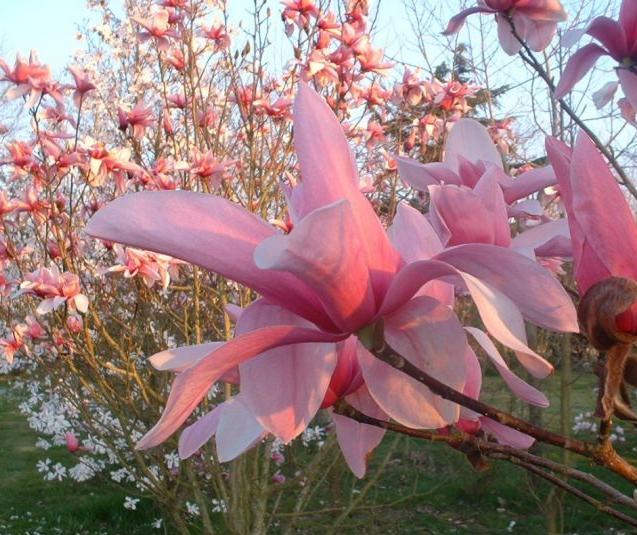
[
  {"left": 130, "top": 9, "right": 178, "bottom": 51},
  {"left": 117, "top": 102, "right": 154, "bottom": 140},
  {"left": 554, "top": 0, "right": 637, "bottom": 111},
  {"left": 189, "top": 148, "right": 235, "bottom": 187},
  {"left": 67, "top": 66, "right": 96, "bottom": 107},
  {"left": 87, "top": 84, "right": 576, "bottom": 476},
  {"left": 443, "top": 0, "right": 567, "bottom": 55},
  {"left": 0, "top": 51, "right": 52, "bottom": 106},
  {"left": 65, "top": 431, "right": 81, "bottom": 453},
  {"left": 199, "top": 22, "right": 231, "bottom": 51},
  {"left": 20, "top": 265, "right": 89, "bottom": 315},
  {"left": 282, "top": 0, "right": 319, "bottom": 31}
]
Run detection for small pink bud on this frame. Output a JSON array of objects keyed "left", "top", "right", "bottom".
[
  {"left": 66, "top": 315, "right": 83, "bottom": 334},
  {"left": 271, "top": 471, "right": 286, "bottom": 484},
  {"left": 65, "top": 431, "right": 80, "bottom": 453}
]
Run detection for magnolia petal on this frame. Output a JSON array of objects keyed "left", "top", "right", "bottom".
[
  {"left": 292, "top": 83, "right": 402, "bottom": 301},
  {"left": 525, "top": 20, "right": 558, "bottom": 52},
  {"left": 236, "top": 301, "right": 337, "bottom": 443},
  {"left": 357, "top": 342, "right": 458, "bottom": 429},
  {"left": 592, "top": 81, "right": 619, "bottom": 109},
  {"left": 149, "top": 342, "right": 225, "bottom": 371},
  {"left": 254, "top": 200, "right": 376, "bottom": 332},
  {"left": 331, "top": 386, "right": 386, "bottom": 478},
  {"left": 443, "top": 7, "right": 492, "bottom": 35},
  {"left": 388, "top": 203, "right": 453, "bottom": 305},
  {"left": 512, "top": 219, "right": 571, "bottom": 258},
  {"left": 465, "top": 327, "right": 549, "bottom": 407},
  {"left": 618, "top": 69, "right": 637, "bottom": 111},
  {"left": 473, "top": 167, "right": 511, "bottom": 247},
  {"left": 178, "top": 406, "right": 223, "bottom": 459},
  {"left": 86, "top": 191, "right": 329, "bottom": 328},
  {"left": 444, "top": 119, "right": 502, "bottom": 172},
  {"left": 216, "top": 396, "right": 265, "bottom": 462},
  {"left": 500, "top": 165, "right": 557, "bottom": 203},
  {"left": 435, "top": 245, "right": 578, "bottom": 333},
  {"left": 554, "top": 43, "right": 608, "bottom": 100},
  {"left": 136, "top": 325, "right": 345, "bottom": 450},
  {"left": 395, "top": 155, "right": 461, "bottom": 190},
  {"left": 480, "top": 418, "right": 535, "bottom": 449},
  {"left": 460, "top": 347, "right": 482, "bottom": 422},
  {"left": 384, "top": 295, "right": 467, "bottom": 398},
  {"left": 496, "top": 14, "right": 523, "bottom": 55}
]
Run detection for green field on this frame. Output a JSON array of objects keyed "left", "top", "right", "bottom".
[{"left": 1, "top": 369, "right": 634, "bottom": 534}]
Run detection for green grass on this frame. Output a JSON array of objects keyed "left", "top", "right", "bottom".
[
  {"left": 0, "top": 383, "right": 161, "bottom": 534},
  {"left": 1, "top": 365, "right": 635, "bottom": 534}
]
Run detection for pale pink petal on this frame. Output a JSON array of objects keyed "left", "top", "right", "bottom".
[
  {"left": 443, "top": 7, "right": 493, "bottom": 35},
  {"left": 435, "top": 245, "right": 578, "bottom": 332},
  {"left": 331, "top": 386, "right": 386, "bottom": 478},
  {"left": 236, "top": 300, "right": 337, "bottom": 443},
  {"left": 384, "top": 295, "right": 467, "bottom": 406},
  {"left": 525, "top": 20, "right": 557, "bottom": 52},
  {"left": 444, "top": 119, "right": 502, "bottom": 172},
  {"left": 571, "top": 132, "right": 637, "bottom": 285},
  {"left": 592, "top": 81, "right": 619, "bottom": 109},
  {"left": 216, "top": 396, "right": 265, "bottom": 462},
  {"left": 86, "top": 191, "right": 330, "bottom": 328},
  {"left": 136, "top": 325, "right": 345, "bottom": 450},
  {"left": 465, "top": 327, "right": 549, "bottom": 407},
  {"left": 618, "top": 69, "right": 637, "bottom": 111},
  {"left": 472, "top": 167, "right": 511, "bottom": 247},
  {"left": 357, "top": 342, "right": 458, "bottom": 429},
  {"left": 554, "top": 43, "right": 608, "bottom": 100},
  {"left": 500, "top": 165, "right": 556, "bottom": 203},
  {"left": 178, "top": 405, "right": 223, "bottom": 459},
  {"left": 148, "top": 342, "right": 224, "bottom": 372},
  {"left": 254, "top": 200, "right": 376, "bottom": 332},
  {"left": 585, "top": 17, "right": 627, "bottom": 59},
  {"left": 480, "top": 417, "right": 535, "bottom": 449},
  {"left": 496, "top": 14, "right": 524, "bottom": 55},
  {"left": 429, "top": 185, "right": 497, "bottom": 246},
  {"left": 395, "top": 155, "right": 461, "bottom": 190},
  {"left": 512, "top": 219, "right": 571, "bottom": 258},
  {"left": 387, "top": 203, "right": 453, "bottom": 305},
  {"left": 292, "top": 83, "right": 402, "bottom": 301},
  {"left": 460, "top": 347, "right": 482, "bottom": 422}
]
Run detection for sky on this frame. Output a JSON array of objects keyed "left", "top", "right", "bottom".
[{"left": 0, "top": 0, "right": 91, "bottom": 74}]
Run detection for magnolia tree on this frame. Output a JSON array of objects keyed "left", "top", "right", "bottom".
[{"left": 2, "top": 0, "right": 637, "bottom": 532}]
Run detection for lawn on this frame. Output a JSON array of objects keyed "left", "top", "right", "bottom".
[{"left": 1, "top": 365, "right": 634, "bottom": 535}]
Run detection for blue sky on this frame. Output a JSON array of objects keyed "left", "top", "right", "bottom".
[{"left": 0, "top": 0, "right": 92, "bottom": 73}]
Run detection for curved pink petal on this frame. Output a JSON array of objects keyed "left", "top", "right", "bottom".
[
  {"left": 500, "top": 165, "right": 556, "bottom": 203},
  {"left": 86, "top": 191, "right": 331, "bottom": 329},
  {"left": 387, "top": 203, "right": 453, "bottom": 305},
  {"left": 569, "top": 132, "right": 637, "bottom": 290},
  {"left": 525, "top": 20, "right": 558, "bottom": 52},
  {"left": 473, "top": 167, "right": 511, "bottom": 247},
  {"left": 429, "top": 185, "right": 497, "bottom": 246},
  {"left": 395, "top": 155, "right": 461, "bottom": 190},
  {"left": 292, "top": 83, "right": 402, "bottom": 301},
  {"left": 444, "top": 119, "right": 502, "bottom": 172},
  {"left": 384, "top": 295, "right": 467, "bottom": 397},
  {"left": 466, "top": 327, "right": 549, "bottom": 407},
  {"left": 585, "top": 17, "right": 627, "bottom": 60},
  {"left": 236, "top": 300, "right": 337, "bottom": 443},
  {"left": 443, "top": 7, "right": 493, "bottom": 35},
  {"left": 460, "top": 347, "right": 482, "bottom": 422},
  {"left": 357, "top": 341, "right": 458, "bottom": 429},
  {"left": 618, "top": 69, "right": 637, "bottom": 111},
  {"left": 254, "top": 200, "right": 376, "bottom": 332},
  {"left": 136, "top": 325, "right": 346, "bottom": 450},
  {"left": 620, "top": 0, "right": 637, "bottom": 55},
  {"left": 496, "top": 14, "right": 524, "bottom": 55},
  {"left": 435, "top": 245, "right": 577, "bottom": 332},
  {"left": 178, "top": 405, "right": 223, "bottom": 459},
  {"left": 592, "top": 81, "right": 619, "bottom": 109},
  {"left": 512, "top": 219, "right": 571, "bottom": 258},
  {"left": 481, "top": 417, "right": 535, "bottom": 448},
  {"left": 215, "top": 396, "right": 265, "bottom": 462},
  {"left": 149, "top": 342, "right": 224, "bottom": 372},
  {"left": 516, "top": 0, "right": 567, "bottom": 22},
  {"left": 554, "top": 43, "right": 608, "bottom": 100},
  {"left": 331, "top": 385, "right": 386, "bottom": 478}
]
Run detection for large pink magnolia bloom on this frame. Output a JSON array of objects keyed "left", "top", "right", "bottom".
[
  {"left": 444, "top": 0, "right": 567, "bottom": 55},
  {"left": 554, "top": 0, "right": 637, "bottom": 110},
  {"left": 87, "top": 84, "right": 576, "bottom": 475},
  {"left": 547, "top": 132, "right": 637, "bottom": 333}
]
